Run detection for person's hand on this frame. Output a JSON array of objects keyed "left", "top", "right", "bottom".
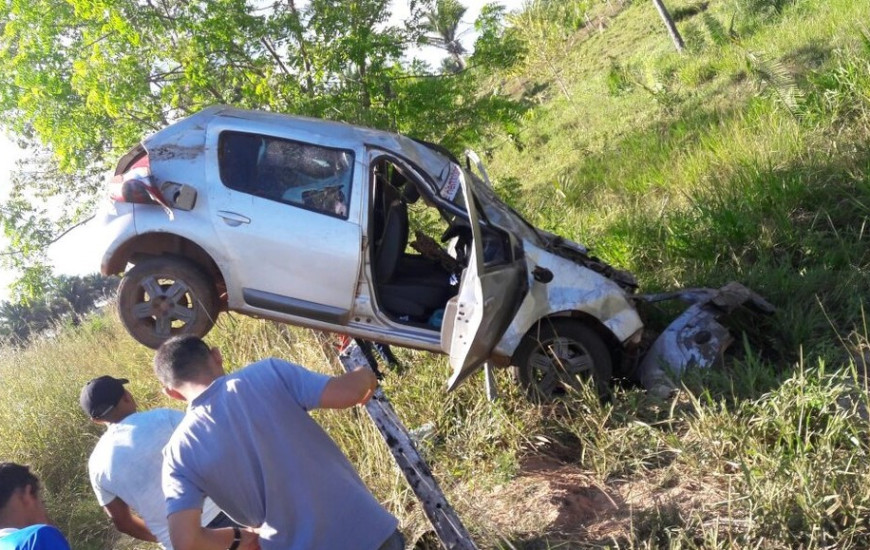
[
  {"left": 358, "top": 367, "right": 378, "bottom": 405},
  {"left": 320, "top": 366, "right": 379, "bottom": 409},
  {"left": 238, "top": 528, "right": 260, "bottom": 550}
]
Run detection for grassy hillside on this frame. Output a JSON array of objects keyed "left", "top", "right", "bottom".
[
  {"left": 487, "top": 0, "right": 870, "bottom": 362},
  {"left": 2, "top": 0, "right": 870, "bottom": 548}
]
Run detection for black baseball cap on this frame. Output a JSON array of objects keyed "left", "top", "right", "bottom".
[{"left": 79, "top": 376, "right": 129, "bottom": 419}]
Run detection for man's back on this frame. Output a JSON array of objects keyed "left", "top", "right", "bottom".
[
  {"left": 162, "top": 358, "right": 397, "bottom": 550},
  {"left": 89, "top": 408, "right": 219, "bottom": 548}
]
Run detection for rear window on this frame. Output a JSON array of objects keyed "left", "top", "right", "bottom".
[{"left": 218, "top": 131, "right": 354, "bottom": 219}]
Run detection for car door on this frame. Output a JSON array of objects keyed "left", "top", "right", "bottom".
[
  {"left": 442, "top": 166, "right": 526, "bottom": 390},
  {"left": 206, "top": 124, "right": 363, "bottom": 325}
]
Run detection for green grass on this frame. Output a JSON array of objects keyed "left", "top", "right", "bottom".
[
  {"left": 3, "top": 314, "right": 869, "bottom": 548},
  {"left": 3, "top": 0, "right": 870, "bottom": 547},
  {"left": 490, "top": 0, "right": 870, "bottom": 366}
]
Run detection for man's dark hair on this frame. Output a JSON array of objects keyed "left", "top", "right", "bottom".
[
  {"left": 0, "top": 463, "right": 40, "bottom": 510},
  {"left": 153, "top": 335, "right": 213, "bottom": 387}
]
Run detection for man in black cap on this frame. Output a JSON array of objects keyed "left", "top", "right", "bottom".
[{"left": 80, "top": 376, "right": 236, "bottom": 550}]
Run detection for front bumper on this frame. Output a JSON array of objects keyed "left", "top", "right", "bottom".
[{"left": 634, "top": 282, "right": 775, "bottom": 398}]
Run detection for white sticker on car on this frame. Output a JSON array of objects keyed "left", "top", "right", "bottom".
[{"left": 440, "top": 164, "right": 462, "bottom": 201}]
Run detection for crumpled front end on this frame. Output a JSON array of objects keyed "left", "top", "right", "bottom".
[
  {"left": 634, "top": 282, "right": 775, "bottom": 398},
  {"left": 492, "top": 240, "right": 645, "bottom": 360}
]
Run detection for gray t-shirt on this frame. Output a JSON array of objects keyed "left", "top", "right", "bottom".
[{"left": 162, "top": 358, "right": 398, "bottom": 550}]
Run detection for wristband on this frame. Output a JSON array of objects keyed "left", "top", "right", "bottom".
[{"left": 228, "top": 526, "right": 241, "bottom": 550}]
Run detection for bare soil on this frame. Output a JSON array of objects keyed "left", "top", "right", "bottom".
[{"left": 459, "top": 452, "right": 731, "bottom": 549}]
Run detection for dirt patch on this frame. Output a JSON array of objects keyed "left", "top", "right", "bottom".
[
  {"left": 468, "top": 453, "right": 731, "bottom": 547},
  {"left": 474, "top": 455, "right": 621, "bottom": 538}
]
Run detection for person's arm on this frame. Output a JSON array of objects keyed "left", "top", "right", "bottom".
[
  {"left": 103, "top": 497, "right": 158, "bottom": 543},
  {"left": 319, "top": 366, "right": 378, "bottom": 409},
  {"left": 168, "top": 509, "right": 259, "bottom": 550}
]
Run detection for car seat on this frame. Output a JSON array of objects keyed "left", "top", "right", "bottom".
[{"left": 374, "top": 198, "right": 453, "bottom": 320}]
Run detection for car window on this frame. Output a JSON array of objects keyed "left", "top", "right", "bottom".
[{"left": 218, "top": 131, "right": 353, "bottom": 219}]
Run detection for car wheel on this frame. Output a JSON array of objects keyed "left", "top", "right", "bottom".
[
  {"left": 117, "top": 257, "right": 218, "bottom": 349},
  {"left": 511, "top": 319, "right": 613, "bottom": 402}
]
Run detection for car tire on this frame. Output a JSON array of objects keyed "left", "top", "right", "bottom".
[
  {"left": 117, "top": 256, "right": 218, "bottom": 349},
  {"left": 511, "top": 319, "right": 612, "bottom": 402}
]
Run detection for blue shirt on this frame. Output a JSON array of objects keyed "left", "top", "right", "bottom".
[
  {"left": 162, "top": 358, "right": 397, "bottom": 550},
  {"left": 0, "top": 525, "right": 71, "bottom": 550}
]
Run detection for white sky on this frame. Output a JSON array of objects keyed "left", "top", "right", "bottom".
[{"left": 0, "top": 0, "right": 527, "bottom": 302}]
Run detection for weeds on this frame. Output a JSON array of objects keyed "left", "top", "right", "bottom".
[{"left": 800, "top": 29, "right": 870, "bottom": 128}]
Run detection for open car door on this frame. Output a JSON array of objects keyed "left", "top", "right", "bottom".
[{"left": 442, "top": 161, "right": 526, "bottom": 391}]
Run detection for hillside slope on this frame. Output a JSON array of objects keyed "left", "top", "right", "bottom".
[{"left": 485, "top": 0, "right": 870, "bottom": 362}]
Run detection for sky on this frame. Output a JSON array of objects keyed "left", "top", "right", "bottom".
[{"left": 0, "top": 0, "right": 528, "bottom": 302}]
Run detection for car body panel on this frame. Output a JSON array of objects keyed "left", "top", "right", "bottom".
[
  {"left": 202, "top": 120, "right": 363, "bottom": 318},
  {"left": 96, "top": 201, "right": 139, "bottom": 275},
  {"left": 635, "top": 282, "right": 775, "bottom": 397},
  {"left": 492, "top": 241, "right": 645, "bottom": 359}
]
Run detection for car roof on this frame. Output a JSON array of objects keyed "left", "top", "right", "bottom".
[{"left": 143, "top": 105, "right": 455, "bottom": 184}]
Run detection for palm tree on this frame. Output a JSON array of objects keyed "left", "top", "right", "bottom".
[
  {"left": 49, "top": 275, "right": 92, "bottom": 325},
  {"left": 420, "top": 0, "right": 468, "bottom": 73},
  {"left": 0, "top": 300, "right": 33, "bottom": 344},
  {"left": 48, "top": 273, "right": 119, "bottom": 325}
]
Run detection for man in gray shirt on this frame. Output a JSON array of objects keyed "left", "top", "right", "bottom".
[{"left": 154, "top": 335, "right": 403, "bottom": 550}]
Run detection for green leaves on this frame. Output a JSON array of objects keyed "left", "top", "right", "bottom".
[{"left": 0, "top": 0, "right": 526, "bottom": 298}]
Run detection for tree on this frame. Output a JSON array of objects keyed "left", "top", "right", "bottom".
[
  {"left": 0, "top": 0, "right": 413, "bottom": 169},
  {"left": 652, "top": 0, "right": 686, "bottom": 54},
  {"left": 0, "top": 273, "right": 119, "bottom": 344},
  {"left": 419, "top": 0, "right": 469, "bottom": 73},
  {"left": 0, "top": 0, "right": 526, "bottom": 299},
  {"left": 1, "top": 148, "right": 102, "bottom": 298},
  {"left": 48, "top": 274, "right": 108, "bottom": 325},
  {"left": 0, "top": 300, "right": 34, "bottom": 344},
  {"left": 470, "top": 3, "right": 527, "bottom": 72}
]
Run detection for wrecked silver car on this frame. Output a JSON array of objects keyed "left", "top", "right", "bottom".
[{"left": 96, "top": 106, "right": 771, "bottom": 399}]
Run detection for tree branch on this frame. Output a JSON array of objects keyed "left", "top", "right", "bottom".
[
  {"left": 260, "top": 37, "right": 292, "bottom": 76},
  {"left": 0, "top": 215, "right": 96, "bottom": 257}
]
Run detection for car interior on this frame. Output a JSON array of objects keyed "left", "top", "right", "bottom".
[{"left": 370, "top": 158, "right": 461, "bottom": 327}]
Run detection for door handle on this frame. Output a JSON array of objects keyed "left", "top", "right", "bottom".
[{"left": 217, "top": 211, "right": 251, "bottom": 227}]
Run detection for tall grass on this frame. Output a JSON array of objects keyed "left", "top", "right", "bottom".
[
  {"left": 3, "top": 310, "right": 870, "bottom": 548},
  {"left": 0, "top": 312, "right": 544, "bottom": 549}
]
